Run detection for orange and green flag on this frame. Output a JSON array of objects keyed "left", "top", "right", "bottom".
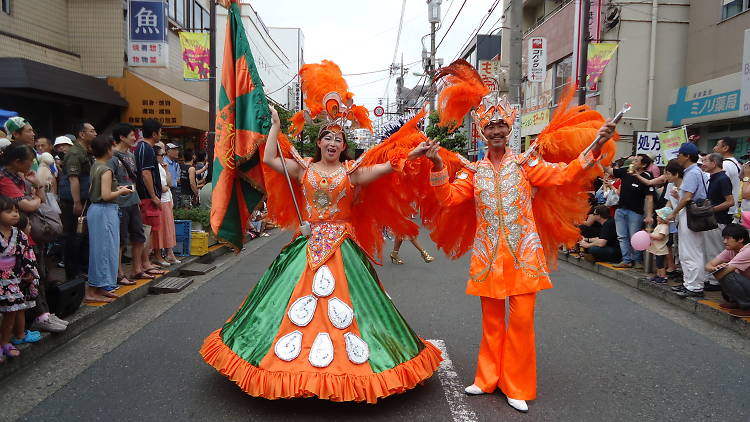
[{"left": 211, "top": 0, "right": 270, "bottom": 251}]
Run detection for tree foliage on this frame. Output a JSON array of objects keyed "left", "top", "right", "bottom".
[{"left": 424, "top": 111, "right": 467, "bottom": 153}]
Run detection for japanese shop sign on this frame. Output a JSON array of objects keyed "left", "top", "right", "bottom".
[
  {"left": 527, "top": 37, "right": 547, "bottom": 83},
  {"left": 478, "top": 60, "right": 501, "bottom": 91},
  {"left": 666, "top": 72, "right": 741, "bottom": 126},
  {"left": 657, "top": 127, "right": 688, "bottom": 164},
  {"left": 127, "top": 98, "right": 178, "bottom": 126},
  {"left": 128, "top": 0, "right": 168, "bottom": 67},
  {"left": 635, "top": 131, "right": 662, "bottom": 166},
  {"left": 521, "top": 108, "right": 549, "bottom": 136}
]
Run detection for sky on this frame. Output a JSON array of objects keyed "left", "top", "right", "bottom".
[{"left": 250, "top": 0, "right": 505, "bottom": 117}]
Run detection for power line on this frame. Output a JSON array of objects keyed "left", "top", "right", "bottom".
[
  {"left": 343, "top": 60, "right": 420, "bottom": 77},
  {"left": 436, "top": 0, "right": 467, "bottom": 51},
  {"left": 452, "top": 0, "right": 502, "bottom": 61}
]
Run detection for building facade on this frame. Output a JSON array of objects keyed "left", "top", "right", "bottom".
[
  {"left": 516, "top": 0, "right": 691, "bottom": 160},
  {"left": 0, "top": 0, "right": 212, "bottom": 148},
  {"left": 666, "top": 0, "right": 750, "bottom": 156}
]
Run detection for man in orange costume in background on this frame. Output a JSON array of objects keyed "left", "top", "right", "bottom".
[{"left": 422, "top": 96, "right": 616, "bottom": 413}]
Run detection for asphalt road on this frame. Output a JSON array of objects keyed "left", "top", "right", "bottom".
[{"left": 6, "top": 231, "right": 750, "bottom": 421}]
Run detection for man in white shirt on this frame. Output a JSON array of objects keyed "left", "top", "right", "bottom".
[{"left": 714, "top": 137, "right": 740, "bottom": 219}]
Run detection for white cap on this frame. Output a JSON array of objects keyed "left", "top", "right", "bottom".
[
  {"left": 54, "top": 136, "right": 74, "bottom": 147},
  {"left": 166, "top": 143, "right": 179, "bottom": 149}
]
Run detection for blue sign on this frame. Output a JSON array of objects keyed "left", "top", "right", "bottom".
[
  {"left": 129, "top": 0, "right": 166, "bottom": 42},
  {"left": 667, "top": 86, "right": 740, "bottom": 126}
]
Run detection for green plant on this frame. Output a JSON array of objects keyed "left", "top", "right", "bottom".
[
  {"left": 173, "top": 207, "right": 211, "bottom": 231},
  {"left": 425, "top": 111, "right": 468, "bottom": 153}
]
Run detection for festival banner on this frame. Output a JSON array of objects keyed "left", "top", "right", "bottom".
[
  {"left": 211, "top": 0, "right": 271, "bottom": 251},
  {"left": 587, "top": 42, "right": 618, "bottom": 91},
  {"left": 180, "top": 32, "right": 210, "bottom": 80},
  {"left": 657, "top": 126, "right": 688, "bottom": 164}
]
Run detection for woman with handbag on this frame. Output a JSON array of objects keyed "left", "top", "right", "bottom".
[{"left": 85, "top": 138, "right": 134, "bottom": 303}]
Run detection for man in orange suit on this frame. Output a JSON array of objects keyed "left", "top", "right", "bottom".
[{"left": 423, "top": 96, "right": 615, "bottom": 413}]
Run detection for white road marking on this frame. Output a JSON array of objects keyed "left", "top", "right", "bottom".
[{"left": 428, "top": 339, "right": 478, "bottom": 422}]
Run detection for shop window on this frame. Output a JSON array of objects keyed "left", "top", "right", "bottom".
[
  {"left": 175, "top": 0, "right": 185, "bottom": 26},
  {"left": 2, "top": 0, "right": 10, "bottom": 15},
  {"left": 552, "top": 55, "right": 573, "bottom": 105},
  {"left": 202, "top": 8, "right": 209, "bottom": 31},
  {"left": 193, "top": 2, "right": 206, "bottom": 30},
  {"left": 722, "top": 0, "right": 750, "bottom": 20}
]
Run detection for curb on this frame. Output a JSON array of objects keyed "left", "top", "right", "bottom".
[
  {"left": 559, "top": 252, "right": 750, "bottom": 339},
  {"left": 0, "top": 237, "right": 243, "bottom": 380}
]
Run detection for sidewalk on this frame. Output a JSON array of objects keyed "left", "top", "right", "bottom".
[
  {"left": 0, "top": 235, "right": 253, "bottom": 380},
  {"left": 559, "top": 252, "right": 750, "bottom": 339}
]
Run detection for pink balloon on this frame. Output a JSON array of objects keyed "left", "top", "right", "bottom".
[{"left": 630, "top": 230, "right": 651, "bottom": 251}]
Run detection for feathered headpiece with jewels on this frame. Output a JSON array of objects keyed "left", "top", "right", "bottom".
[
  {"left": 289, "top": 60, "right": 373, "bottom": 137},
  {"left": 472, "top": 91, "right": 516, "bottom": 131}
]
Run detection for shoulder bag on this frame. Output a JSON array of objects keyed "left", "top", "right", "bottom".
[{"left": 686, "top": 177, "right": 718, "bottom": 232}]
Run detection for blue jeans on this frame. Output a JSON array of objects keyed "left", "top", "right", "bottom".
[{"left": 614, "top": 208, "right": 644, "bottom": 264}]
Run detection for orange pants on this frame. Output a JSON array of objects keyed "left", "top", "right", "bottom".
[{"left": 474, "top": 293, "right": 537, "bottom": 400}]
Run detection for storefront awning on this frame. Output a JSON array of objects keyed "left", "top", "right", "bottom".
[
  {"left": 107, "top": 70, "right": 209, "bottom": 131},
  {"left": 0, "top": 58, "right": 127, "bottom": 106}
]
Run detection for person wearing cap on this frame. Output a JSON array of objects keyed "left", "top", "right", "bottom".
[
  {"left": 4, "top": 116, "right": 35, "bottom": 146},
  {"left": 164, "top": 143, "right": 180, "bottom": 191},
  {"left": 53, "top": 136, "right": 74, "bottom": 172},
  {"left": 667, "top": 142, "right": 709, "bottom": 297}
]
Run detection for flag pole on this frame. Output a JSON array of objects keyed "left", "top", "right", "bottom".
[{"left": 275, "top": 141, "right": 311, "bottom": 237}]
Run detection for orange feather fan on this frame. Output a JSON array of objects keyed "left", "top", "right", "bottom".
[
  {"left": 417, "top": 149, "right": 477, "bottom": 259},
  {"left": 531, "top": 87, "right": 618, "bottom": 269},
  {"left": 289, "top": 110, "right": 305, "bottom": 137},
  {"left": 349, "top": 105, "right": 373, "bottom": 133},
  {"left": 348, "top": 112, "right": 429, "bottom": 262},
  {"left": 434, "top": 59, "right": 489, "bottom": 132}
]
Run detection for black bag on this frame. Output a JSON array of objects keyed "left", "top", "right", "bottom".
[
  {"left": 46, "top": 277, "right": 85, "bottom": 317},
  {"left": 686, "top": 178, "right": 718, "bottom": 232}
]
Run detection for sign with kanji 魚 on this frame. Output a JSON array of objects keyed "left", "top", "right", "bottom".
[
  {"left": 635, "top": 131, "right": 662, "bottom": 166},
  {"left": 128, "top": 0, "right": 168, "bottom": 67},
  {"left": 527, "top": 37, "right": 547, "bottom": 83}
]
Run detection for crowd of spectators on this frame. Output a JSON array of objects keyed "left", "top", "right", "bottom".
[
  {"left": 0, "top": 115, "right": 226, "bottom": 363},
  {"left": 574, "top": 137, "right": 750, "bottom": 317}
]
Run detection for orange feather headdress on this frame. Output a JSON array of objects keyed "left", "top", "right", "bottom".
[{"left": 289, "top": 60, "right": 372, "bottom": 137}]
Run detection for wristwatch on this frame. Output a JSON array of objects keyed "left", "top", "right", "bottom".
[{"left": 743, "top": 177, "right": 749, "bottom": 182}]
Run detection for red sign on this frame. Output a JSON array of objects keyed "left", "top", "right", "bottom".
[{"left": 373, "top": 106, "right": 384, "bottom": 117}]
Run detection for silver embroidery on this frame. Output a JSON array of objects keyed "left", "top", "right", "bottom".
[
  {"left": 327, "top": 297, "right": 354, "bottom": 329},
  {"left": 288, "top": 295, "right": 317, "bottom": 327},
  {"left": 344, "top": 332, "right": 369, "bottom": 364},
  {"left": 308, "top": 332, "right": 335, "bottom": 368},
  {"left": 274, "top": 331, "right": 303, "bottom": 361},
  {"left": 312, "top": 265, "right": 335, "bottom": 297}
]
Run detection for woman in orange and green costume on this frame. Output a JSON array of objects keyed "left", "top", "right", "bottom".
[{"left": 200, "top": 61, "right": 441, "bottom": 403}]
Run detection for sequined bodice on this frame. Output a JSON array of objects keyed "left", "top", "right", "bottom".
[{"left": 302, "top": 162, "right": 354, "bottom": 223}]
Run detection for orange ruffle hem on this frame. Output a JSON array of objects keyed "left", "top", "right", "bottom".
[{"left": 200, "top": 329, "right": 443, "bottom": 404}]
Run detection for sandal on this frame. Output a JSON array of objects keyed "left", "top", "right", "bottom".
[
  {"left": 2, "top": 343, "right": 20, "bottom": 358},
  {"left": 144, "top": 268, "right": 166, "bottom": 275},
  {"left": 117, "top": 275, "right": 136, "bottom": 286},
  {"left": 131, "top": 272, "right": 155, "bottom": 280},
  {"left": 10, "top": 330, "right": 42, "bottom": 345}
]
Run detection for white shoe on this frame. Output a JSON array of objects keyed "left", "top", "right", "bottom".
[
  {"left": 506, "top": 397, "right": 528, "bottom": 413},
  {"left": 49, "top": 314, "right": 69, "bottom": 326},
  {"left": 464, "top": 384, "right": 485, "bottom": 395}
]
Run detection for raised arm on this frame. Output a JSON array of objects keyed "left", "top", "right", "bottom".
[
  {"left": 349, "top": 141, "right": 434, "bottom": 186},
  {"left": 262, "top": 106, "right": 304, "bottom": 181},
  {"left": 425, "top": 143, "right": 474, "bottom": 206}
]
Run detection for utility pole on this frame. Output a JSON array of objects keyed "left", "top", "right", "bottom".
[
  {"left": 396, "top": 54, "right": 405, "bottom": 114},
  {"left": 576, "top": 0, "right": 591, "bottom": 106},
  {"left": 427, "top": 0, "right": 441, "bottom": 111},
  {"left": 508, "top": 0, "right": 522, "bottom": 153},
  {"left": 207, "top": 0, "right": 217, "bottom": 182}
]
